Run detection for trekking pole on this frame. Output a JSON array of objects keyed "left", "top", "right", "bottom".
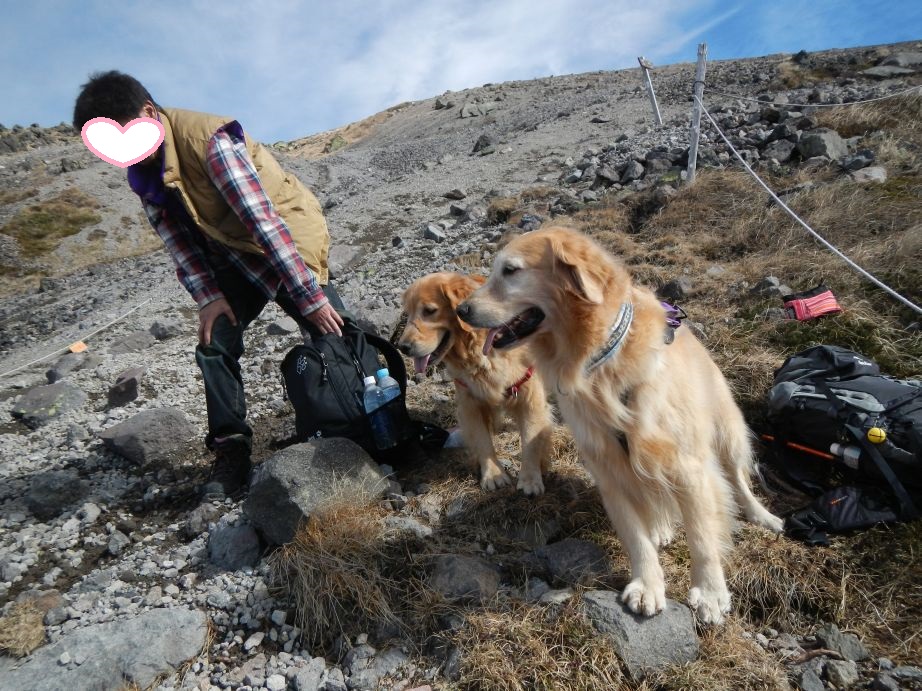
[{"left": 760, "top": 434, "right": 835, "bottom": 461}]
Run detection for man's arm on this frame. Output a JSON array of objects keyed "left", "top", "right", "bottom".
[
  {"left": 142, "top": 203, "right": 236, "bottom": 345},
  {"left": 204, "top": 124, "right": 342, "bottom": 336}
]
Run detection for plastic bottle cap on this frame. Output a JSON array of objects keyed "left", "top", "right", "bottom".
[
  {"left": 376, "top": 368, "right": 389, "bottom": 379},
  {"left": 363, "top": 376, "right": 376, "bottom": 386}
]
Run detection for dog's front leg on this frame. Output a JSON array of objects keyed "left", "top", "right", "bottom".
[
  {"left": 677, "top": 465, "right": 733, "bottom": 625},
  {"left": 584, "top": 455, "right": 666, "bottom": 616},
  {"left": 512, "top": 384, "right": 553, "bottom": 496},
  {"left": 456, "top": 392, "right": 511, "bottom": 491}
]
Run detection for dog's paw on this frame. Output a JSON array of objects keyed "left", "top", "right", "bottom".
[
  {"left": 650, "top": 524, "right": 675, "bottom": 549},
  {"left": 516, "top": 471, "right": 545, "bottom": 496},
  {"left": 688, "top": 586, "right": 731, "bottom": 625},
  {"left": 480, "top": 465, "right": 512, "bottom": 491},
  {"left": 743, "top": 503, "right": 785, "bottom": 533},
  {"left": 757, "top": 512, "right": 785, "bottom": 534},
  {"left": 621, "top": 578, "right": 666, "bottom": 617}
]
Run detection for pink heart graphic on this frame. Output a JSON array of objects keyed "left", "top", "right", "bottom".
[{"left": 81, "top": 117, "right": 165, "bottom": 168}]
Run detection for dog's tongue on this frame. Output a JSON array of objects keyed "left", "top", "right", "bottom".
[
  {"left": 483, "top": 327, "right": 501, "bottom": 355},
  {"left": 413, "top": 354, "right": 430, "bottom": 374}
]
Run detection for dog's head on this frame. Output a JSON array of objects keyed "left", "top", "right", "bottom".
[
  {"left": 399, "top": 272, "right": 486, "bottom": 373},
  {"left": 457, "top": 227, "right": 627, "bottom": 354}
]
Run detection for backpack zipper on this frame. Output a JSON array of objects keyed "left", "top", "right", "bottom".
[
  {"left": 351, "top": 353, "right": 365, "bottom": 380},
  {"left": 319, "top": 341, "right": 363, "bottom": 426},
  {"left": 319, "top": 352, "right": 329, "bottom": 385}
]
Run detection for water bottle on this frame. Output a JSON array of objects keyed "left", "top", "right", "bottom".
[
  {"left": 363, "top": 376, "right": 396, "bottom": 449},
  {"left": 829, "top": 443, "right": 861, "bottom": 470},
  {"left": 376, "top": 368, "right": 401, "bottom": 403}
]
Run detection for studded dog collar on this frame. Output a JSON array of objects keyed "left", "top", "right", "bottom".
[{"left": 585, "top": 302, "right": 634, "bottom": 374}]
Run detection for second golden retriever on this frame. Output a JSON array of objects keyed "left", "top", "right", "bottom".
[
  {"left": 457, "top": 227, "right": 783, "bottom": 624},
  {"left": 400, "top": 272, "right": 553, "bottom": 494}
]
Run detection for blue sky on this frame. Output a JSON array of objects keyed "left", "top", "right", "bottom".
[{"left": 1, "top": 1, "right": 919, "bottom": 143}]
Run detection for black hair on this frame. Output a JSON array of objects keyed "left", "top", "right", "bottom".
[{"left": 72, "top": 70, "right": 159, "bottom": 130}]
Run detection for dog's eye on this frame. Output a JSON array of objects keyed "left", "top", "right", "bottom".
[
  {"left": 502, "top": 264, "right": 519, "bottom": 276},
  {"left": 422, "top": 306, "right": 437, "bottom": 317}
]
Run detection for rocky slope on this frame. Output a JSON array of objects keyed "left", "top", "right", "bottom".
[{"left": 0, "top": 40, "right": 920, "bottom": 691}]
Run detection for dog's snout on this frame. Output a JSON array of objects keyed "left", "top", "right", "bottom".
[
  {"left": 456, "top": 301, "right": 472, "bottom": 321},
  {"left": 397, "top": 340, "right": 412, "bottom": 355}
]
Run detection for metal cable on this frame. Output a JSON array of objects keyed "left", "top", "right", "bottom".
[
  {"left": 694, "top": 94, "right": 921, "bottom": 315},
  {"left": 0, "top": 298, "right": 154, "bottom": 378},
  {"left": 703, "top": 84, "right": 922, "bottom": 109}
]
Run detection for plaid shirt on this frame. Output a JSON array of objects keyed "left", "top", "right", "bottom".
[{"left": 131, "top": 121, "right": 327, "bottom": 317}]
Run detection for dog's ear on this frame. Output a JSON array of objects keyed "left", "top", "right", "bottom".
[
  {"left": 549, "top": 236, "right": 605, "bottom": 304},
  {"left": 442, "top": 275, "right": 480, "bottom": 332},
  {"left": 399, "top": 284, "right": 415, "bottom": 312},
  {"left": 440, "top": 275, "right": 479, "bottom": 308}
]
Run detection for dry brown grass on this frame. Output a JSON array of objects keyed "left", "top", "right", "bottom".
[
  {"left": 452, "top": 252, "right": 485, "bottom": 271},
  {"left": 519, "top": 185, "right": 560, "bottom": 203},
  {"left": 272, "top": 403, "right": 921, "bottom": 685},
  {"left": 640, "top": 619, "right": 790, "bottom": 691},
  {"left": 281, "top": 103, "right": 408, "bottom": 159},
  {"left": 1, "top": 187, "right": 101, "bottom": 257},
  {"left": 0, "top": 188, "right": 37, "bottom": 206},
  {"left": 816, "top": 91, "right": 922, "bottom": 142},
  {"left": 268, "top": 498, "right": 409, "bottom": 648},
  {"left": 486, "top": 197, "right": 519, "bottom": 224},
  {"left": 447, "top": 600, "right": 624, "bottom": 690},
  {"left": 0, "top": 601, "right": 45, "bottom": 657},
  {"left": 727, "top": 520, "right": 922, "bottom": 662}
]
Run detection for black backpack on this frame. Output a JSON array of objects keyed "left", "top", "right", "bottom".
[
  {"left": 784, "top": 486, "right": 900, "bottom": 546},
  {"left": 765, "top": 345, "right": 922, "bottom": 524},
  {"left": 280, "top": 311, "right": 444, "bottom": 465}
]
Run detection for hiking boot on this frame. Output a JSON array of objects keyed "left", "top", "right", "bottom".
[{"left": 200, "top": 434, "right": 252, "bottom": 502}]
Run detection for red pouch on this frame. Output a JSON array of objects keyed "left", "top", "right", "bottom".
[{"left": 783, "top": 285, "right": 842, "bottom": 321}]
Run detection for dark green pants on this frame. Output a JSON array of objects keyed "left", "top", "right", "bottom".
[{"left": 194, "top": 266, "right": 344, "bottom": 451}]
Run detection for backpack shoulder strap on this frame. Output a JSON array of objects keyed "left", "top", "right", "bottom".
[
  {"left": 365, "top": 331, "right": 408, "bottom": 395},
  {"left": 845, "top": 423, "right": 920, "bottom": 520}
]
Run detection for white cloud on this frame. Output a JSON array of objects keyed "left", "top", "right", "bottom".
[
  {"left": 7, "top": 0, "right": 915, "bottom": 141},
  {"left": 26, "top": 0, "right": 718, "bottom": 141}
]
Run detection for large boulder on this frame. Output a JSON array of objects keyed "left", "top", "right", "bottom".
[
  {"left": 208, "top": 520, "right": 262, "bottom": 571},
  {"left": 796, "top": 128, "right": 848, "bottom": 161},
  {"left": 762, "top": 139, "right": 796, "bottom": 163},
  {"left": 582, "top": 589, "right": 699, "bottom": 679},
  {"left": 429, "top": 554, "right": 500, "bottom": 602},
  {"left": 98, "top": 407, "right": 194, "bottom": 467},
  {"left": 45, "top": 352, "right": 96, "bottom": 383},
  {"left": 11, "top": 382, "right": 86, "bottom": 428},
  {"left": 814, "top": 622, "right": 870, "bottom": 661},
  {"left": 531, "top": 538, "right": 609, "bottom": 586},
  {"left": 0, "top": 608, "right": 207, "bottom": 691},
  {"left": 244, "top": 438, "right": 388, "bottom": 546},
  {"left": 107, "top": 366, "right": 146, "bottom": 407},
  {"left": 25, "top": 469, "right": 89, "bottom": 521},
  {"left": 107, "top": 329, "right": 156, "bottom": 354},
  {"left": 881, "top": 52, "right": 922, "bottom": 68},
  {"left": 149, "top": 318, "right": 184, "bottom": 341}
]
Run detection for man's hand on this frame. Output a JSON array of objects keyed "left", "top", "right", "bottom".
[
  {"left": 306, "top": 303, "right": 344, "bottom": 337},
  {"left": 199, "top": 298, "right": 237, "bottom": 346}
]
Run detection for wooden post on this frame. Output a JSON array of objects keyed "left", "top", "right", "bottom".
[
  {"left": 686, "top": 43, "right": 708, "bottom": 184},
  {"left": 637, "top": 56, "right": 662, "bottom": 126}
]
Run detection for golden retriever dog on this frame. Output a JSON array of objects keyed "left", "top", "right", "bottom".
[
  {"left": 399, "top": 272, "right": 554, "bottom": 494},
  {"left": 456, "top": 227, "right": 783, "bottom": 624}
]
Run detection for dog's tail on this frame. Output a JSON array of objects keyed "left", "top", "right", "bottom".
[{"left": 719, "top": 408, "right": 784, "bottom": 532}]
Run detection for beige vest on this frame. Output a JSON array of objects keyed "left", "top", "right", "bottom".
[{"left": 159, "top": 108, "right": 329, "bottom": 284}]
